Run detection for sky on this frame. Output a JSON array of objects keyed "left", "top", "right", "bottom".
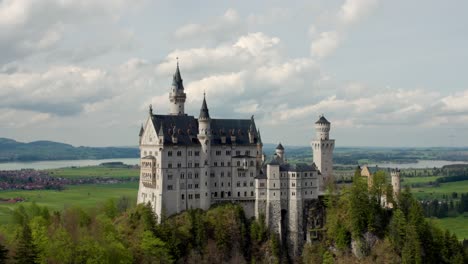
[{"left": 1, "top": 0, "right": 468, "bottom": 147}]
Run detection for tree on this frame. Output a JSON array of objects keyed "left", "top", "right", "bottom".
[
  {"left": 388, "top": 209, "right": 406, "bottom": 253},
  {"left": 14, "top": 224, "right": 39, "bottom": 264},
  {"left": 0, "top": 242, "right": 8, "bottom": 264}
]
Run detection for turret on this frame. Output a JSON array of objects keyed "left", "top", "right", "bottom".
[
  {"left": 275, "top": 143, "right": 285, "bottom": 164},
  {"left": 315, "top": 115, "right": 330, "bottom": 140},
  {"left": 139, "top": 124, "right": 144, "bottom": 144},
  {"left": 197, "top": 94, "right": 211, "bottom": 210},
  {"left": 169, "top": 61, "right": 187, "bottom": 115},
  {"left": 391, "top": 169, "right": 401, "bottom": 198}
]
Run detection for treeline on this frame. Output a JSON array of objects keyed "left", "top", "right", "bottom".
[
  {"left": 302, "top": 170, "right": 468, "bottom": 263},
  {"left": 421, "top": 193, "right": 468, "bottom": 218},
  {"left": 0, "top": 138, "right": 138, "bottom": 162},
  {"left": 0, "top": 200, "right": 280, "bottom": 264}
]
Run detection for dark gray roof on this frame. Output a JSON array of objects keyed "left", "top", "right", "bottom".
[
  {"left": 139, "top": 125, "right": 144, "bottom": 136},
  {"left": 315, "top": 115, "right": 330, "bottom": 124},
  {"left": 199, "top": 96, "right": 210, "bottom": 119},
  {"left": 280, "top": 163, "right": 316, "bottom": 172},
  {"left": 150, "top": 114, "right": 260, "bottom": 146},
  {"left": 255, "top": 169, "right": 267, "bottom": 179},
  {"left": 276, "top": 143, "right": 284, "bottom": 150},
  {"left": 172, "top": 64, "right": 184, "bottom": 91}
]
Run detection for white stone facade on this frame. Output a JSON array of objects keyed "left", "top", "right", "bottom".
[{"left": 137, "top": 65, "right": 334, "bottom": 256}]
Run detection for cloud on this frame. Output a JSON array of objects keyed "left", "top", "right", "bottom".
[
  {"left": 0, "top": 0, "right": 140, "bottom": 65},
  {"left": 310, "top": 31, "right": 340, "bottom": 58},
  {"left": 310, "top": 0, "right": 379, "bottom": 58},
  {"left": 339, "top": 0, "right": 379, "bottom": 24}
]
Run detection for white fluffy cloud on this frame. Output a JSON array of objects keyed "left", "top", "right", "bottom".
[{"left": 310, "top": 31, "right": 340, "bottom": 58}]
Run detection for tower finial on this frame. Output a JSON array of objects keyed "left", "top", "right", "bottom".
[
  {"left": 149, "top": 104, "right": 153, "bottom": 115},
  {"left": 176, "top": 57, "right": 179, "bottom": 67}
]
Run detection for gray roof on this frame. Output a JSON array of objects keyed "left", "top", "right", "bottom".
[
  {"left": 280, "top": 163, "right": 316, "bottom": 172},
  {"left": 172, "top": 64, "right": 184, "bottom": 91},
  {"left": 139, "top": 125, "right": 144, "bottom": 136},
  {"left": 199, "top": 96, "right": 210, "bottom": 119},
  {"left": 276, "top": 143, "right": 284, "bottom": 150},
  {"left": 315, "top": 115, "right": 330, "bottom": 124},
  {"left": 150, "top": 114, "right": 260, "bottom": 146}
]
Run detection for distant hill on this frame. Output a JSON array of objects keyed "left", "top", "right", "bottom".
[{"left": 0, "top": 138, "right": 139, "bottom": 162}]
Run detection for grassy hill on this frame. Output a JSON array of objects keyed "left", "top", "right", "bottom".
[{"left": 0, "top": 138, "right": 138, "bottom": 162}]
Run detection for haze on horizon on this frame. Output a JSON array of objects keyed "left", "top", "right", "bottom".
[{"left": 1, "top": 0, "right": 468, "bottom": 148}]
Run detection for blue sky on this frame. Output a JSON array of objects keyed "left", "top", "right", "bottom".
[{"left": 1, "top": 0, "right": 468, "bottom": 147}]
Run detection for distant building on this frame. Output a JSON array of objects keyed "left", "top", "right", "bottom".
[{"left": 137, "top": 63, "right": 334, "bottom": 256}]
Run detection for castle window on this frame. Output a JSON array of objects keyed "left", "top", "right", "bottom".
[
  {"left": 195, "top": 194, "right": 200, "bottom": 199},
  {"left": 292, "top": 192, "right": 295, "bottom": 196},
  {"left": 250, "top": 172, "right": 254, "bottom": 177},
  {"left": 143, "top": 151, "right": 147, "bottom": 156},
  {"left": 305, "top": 182, "right": 307, "bottom": 186},
  {"left": 251, "top": 191, "right": 254, "bottom": 196},
  {"left": 188, "top": 173, "right": 192, "bottom": 179},
  {"left": 238, "top": 192, "right": 240, "bottom": 197},
  {"left": 221, "top": 162, "right": 224, "bottom": 166},
  {"left": 180, "top": 183, "right": 185, "bottom": 189},
  {"left": 177, "top": 163, "right": 181, "bottom": 168},
  {"left": 221, "top": 182, "right": 224, "bottom": 187},
  {"left": 168, "top": 151, "right": 172, "bottom": 157},
  {"left": 167, "top": 185, "right": 173, "bottom": 190},
  {"left": 195, "top": 151, "right": 200, "bottom": 156},
  {"left": 149, "top": 151, "right": 152, "bottom": 155},
  {"left": 188, "top": 151, "right": 192, "bottom": 156},
  {"left": 243, "top": 181, "right": 247, "bottom": 187},
  {"left": 226, "top": 150, "right": 231, "bottom": 155},
  {"left": 228, "top": 191, "right": 231, "bottom": 197},
  {"left": 214, "top": 182, "right": 217, "bottom": 187},
  {"left": 273, "top": 183, "right": 275, "bottom": 187},
  {"left": 237, "top": 182, "right": 240, "bottom": 187},
  {"left": 195, "top": 163, "right": 199, "bottom": 167},
  {"left": 181, "top": 194, "right": 184, "bottom": 200},
  {"left": 292, "top": 183, "right": 295, "bottom": 187},
  {"left": 168, "top": 163, "right": 172, "bottom": 168},
  {"left": 245, "top": 151, "right": 250, "bottom": 156},
  {"left": 216, "top": 151, "right": 221, "bottom": 156},
  {"left": 228, "top": 182, "right": 231, "bottom": 187},
  {"left": 177, "top": 151, "right": 182, "bottom": 156},
  {"left": 188, "top": 184, "right": 192, "bottom": 189},
  {"left": 214, "top": 192, "right": 218, "bottom": 197},
  {"left": 214, "top": 162, "right": 217, "bottom": 167},
  {"left": 244, "top": 191, "right": 247, "bottom": 197},
  {"left": 250, "top": 161, "right": 254, "bottom": 166},
  {"left": 168, "top": 174, "right": 173, "bottom": 180},
  {"left": 221, "top": 172, "right": 224, "bottom": 177},
  {"left": 236, "top": 150, "right": 241, "bottom": 156},
  {"left": 250, "top": 181, "right": 254, "bottom": 187},
  {"left": 237, "top": 161, "right": 241, "bottom": 166},
  {"left": 228, "top": 162, "right": 231, "bottom": 166},
  {"left": 195, "top": 184, "right": 199, "bottom": 189},
  {"left": 260, "top": 182, "right": 265, "bottom": 187},
  {"left": 189, "top": 194, "right": 193, "bottom": 199},
  {"left": 210, "top": 173, "right": 215, "bottom": 178},
  {"left": 188, "top": 162, "right": 192, "bottom": 167},
  {"left": 195, "top": 173, "right": 199, "bottom": 179},
  {"left": 204, "top": 160, "right": 208, "bottom": 166}
]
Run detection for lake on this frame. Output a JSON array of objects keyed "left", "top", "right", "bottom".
[
  {"left": 0, "top": 158, "right": 140, "bottom": 170},
  {"left": 367, "top": 160, "right": 468, "bottom": 169}
]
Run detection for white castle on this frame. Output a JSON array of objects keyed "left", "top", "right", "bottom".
[{"left": 137, "top": 64, "right": 335, "bottom": 255}]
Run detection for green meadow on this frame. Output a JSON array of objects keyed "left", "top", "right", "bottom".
[
  {"left": 430, "top": 215, "right": 468, "bottom": 240},
  {"left": 47, "top": 166, "right": 139, "bottom": 179},
  {"left": 0, "top": 182, "right": 138, "bottom": 224},
  {"left": 412, "top": 180, "right": 468, "bottom": 200}
]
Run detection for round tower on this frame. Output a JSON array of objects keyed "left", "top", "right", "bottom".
[
  {"left": 197, "top": 94, "right": 211, "bottom": 210},
  {"left": 315, "top": 115, "right": 330, "bottom": 140},
  {"left": 391, "top": 168, "right": 401, "bottom": 198},
  {"left": 275, "top": 143, "right": 285, "bottom": 163},
  {"left": 169, "top": 61, "right": 187, "bottom": 115}
]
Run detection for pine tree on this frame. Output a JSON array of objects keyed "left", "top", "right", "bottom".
[
  {"left": 14, "top": 224, "right": 39, "bottom": 264},
  {"left": 0, "top": 242, "right": 8, "bottom": 264}
]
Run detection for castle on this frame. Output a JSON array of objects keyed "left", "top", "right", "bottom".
[{"left": 137, "top": 64, "right": 334, "bottom": 256}]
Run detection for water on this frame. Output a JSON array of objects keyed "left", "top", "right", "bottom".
[
  {"left": 0, "top": 158, "right": 140, "bottom": 170},
  {"left": 367, "top": 160, "right": 468, "bottom": 169}
]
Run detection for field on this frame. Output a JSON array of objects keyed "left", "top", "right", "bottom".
[
  {"left": 430, "top": 215, "right": 468, "bottom": 240},
  {"left": 401, "top": 175, "right": 441, "bottom": 185},
  {"left": 411, "top": 180, "right": 468, "bottom": 200},
  {"left": 0, "top": 182, "right": 138, "bottom": 224},
  {"left": 47, "top": 166, "right": 139, "bottom": 179}
]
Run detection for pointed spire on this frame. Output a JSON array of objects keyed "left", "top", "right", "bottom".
[
  {"left": 139, "top": 124, "right": 144, "bottom": 136},
  {"left": 276, "top": 142, "right": 284, "bottom": 150},
  {"left": 149, "top": 104, "right": 153, "bottom": 115},
  {"left": 158, "top": 123, "right": 164, "bottom": 138},
  {"left": 172, "top": 58, "right": 184, "bottom": 90},
  {"left": 199, "top": 93, "right": 210, "bottom": 119},
  {"left": 257, "top": 129, "right": 262, "bottom": 143}
]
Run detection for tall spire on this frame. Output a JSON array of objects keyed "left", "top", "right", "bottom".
[
  {"left": 172, "top": 58, "right": 184, "bottom": 91},
  {"left": 199, "top": 93, "right": 210, "bottom": 119}
]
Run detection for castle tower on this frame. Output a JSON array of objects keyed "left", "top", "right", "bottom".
[
  {"left": 169, "top": 62, "right": 187, "bottom": 115},
  {"left": 391, "top": 169, "right": 401, "bottom": 199},
  {"left": 197, "top": 94, "right": 211, "bottom": 210},
  {"left": 275, "top": 143, "right": 285, "bottom": 164},
  {"left": 311, "top": 115, "right": 335, "bottom": 193}
]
